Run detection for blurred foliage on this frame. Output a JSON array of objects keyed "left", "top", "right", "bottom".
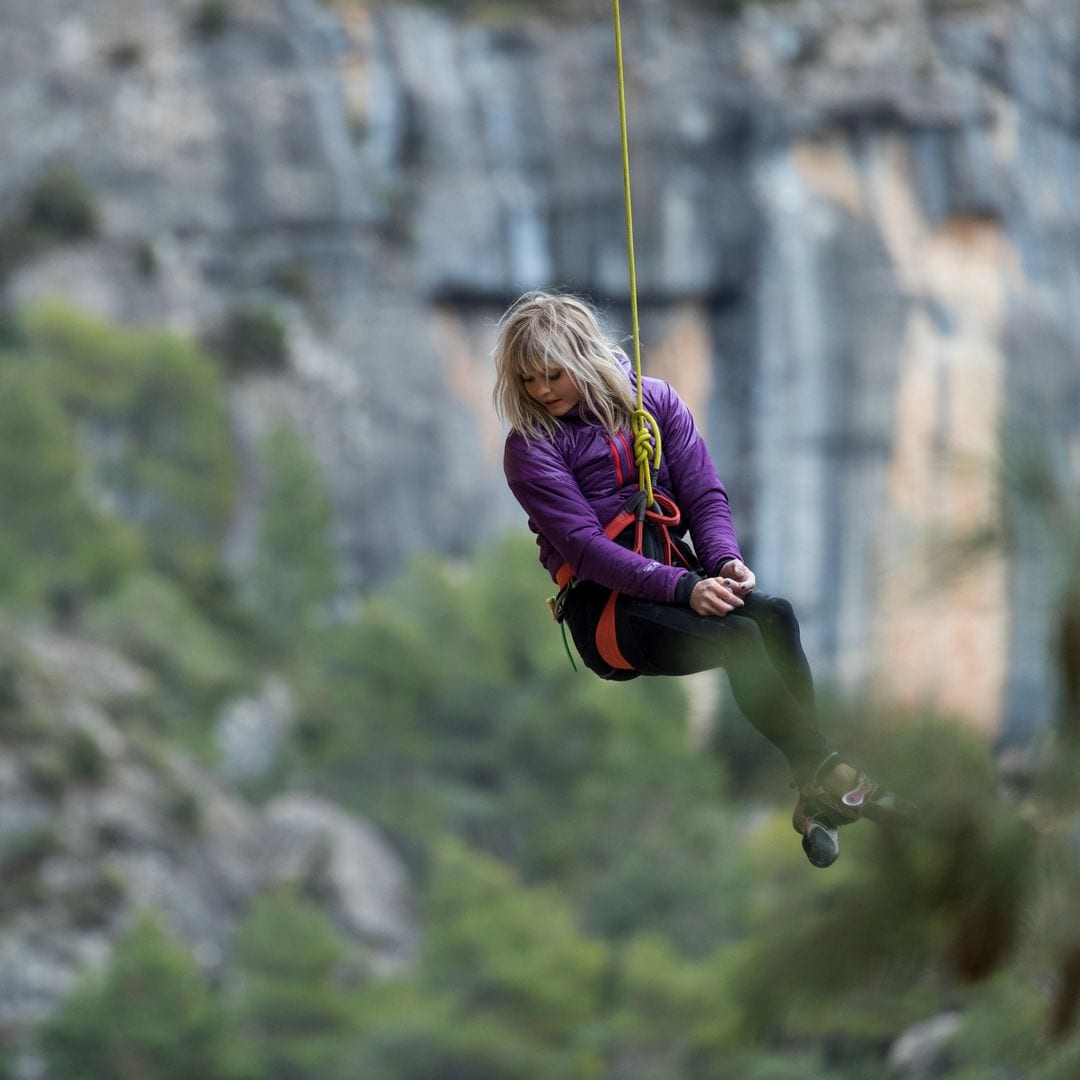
[
  {"left": 105, "top": 39, "right": 143, "bottom": 70},
  {"left": 287, "top": 536, "right": 756, "bottom": 953},
  {"left": 192, "top": 0, "right": 232, "bottom": 40},
  {"left": 84, "top": 571, "right": 247, "bottom": 744},
  {"left": 0, "top": 163, "right": 98, "bottom": 283},
  {"left": 205, "top": 305, "right": 289, "bottom": 376},
  {"left": 23, "top": 164, "right": 99, "bottom": 241},
  {"left": 0, "top": 363, "right": 142, "bottom": 605},
  {"left": 0, "top": 300, "right": 1075, "bottom": 1076},
  {"left": 267, "top": 261, "right": 314, "bottom": 302},
  {"left": 231, "top": 890, "right": 360, "bottom": 1079},
  {"left": 346, "top": 841, "right": 739, "bottom": 1079},
  {"left": 131, "top": 238, "right": 159, "bottom": 279},
  {"left": 10, "top": 302, "right": 237, "bottom": 590},
  {"left": 241, "top": 424, "right": 338, "bottom": 642},
  {"left": 0, "top": 302, "right": 242, "bottom": 748},
  {"left": 349, "top": 840, "right": 609, "bottom": 1078},
  {"left": 40, "top": 915, "right": 256, "bottom": 1080}
]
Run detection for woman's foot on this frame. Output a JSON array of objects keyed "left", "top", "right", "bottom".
[
  {"left": 801, "top": 752, "right": 919, "bottom": 826},
  {"left": 791, "top": 752, "right": 919, "bottom": 867},
  {"left": 792, "top": 796, "right": 841, "bottom": 868}
]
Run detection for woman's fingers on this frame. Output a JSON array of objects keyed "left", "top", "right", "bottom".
[
  {"left": 713, "top": 579, "right": 743, "bottom": 606},
  {"left": 725, "top": 575, "right": 755, "bottom": 597},
  {"left": 723, "top": 563, "right": 757, "bottom": 595},
  {"left": 699, "top": 596, "right": 730, "bottom": 615},
  {"left": 692, "top": 577, "right": 744, "bottom": 615}
]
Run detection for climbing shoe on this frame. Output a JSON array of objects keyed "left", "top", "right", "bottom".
[
  {"left": 797, "top": 752, "right": 919, "bottom": 826},
  {"left": 792, "top": 794, "right": 841, "bottom": 869},
  {"left": 791, "top": 752, "right": 919, "bottom": 867}
]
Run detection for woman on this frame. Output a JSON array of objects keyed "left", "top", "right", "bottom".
[{"left": 493, "top": 290, "right": 914, "bottom": 868}]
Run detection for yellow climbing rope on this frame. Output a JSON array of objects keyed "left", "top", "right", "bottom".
[{"left": 612, "top": 0, "right": 662, "bottom": 506}]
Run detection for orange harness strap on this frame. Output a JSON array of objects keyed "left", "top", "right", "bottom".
[
  {"left": 555, "top": 493, "right": 688, "bottom": 672},
  {"left": 595, "top": 591, "right": 632, "bottom": 670},
  {"left": 554, "top": 508, "right": 638, "bottom": 590}
]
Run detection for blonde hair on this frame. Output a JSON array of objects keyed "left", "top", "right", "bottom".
[{"left": 492, "top": 291, "right": 636, "bottom": 439}]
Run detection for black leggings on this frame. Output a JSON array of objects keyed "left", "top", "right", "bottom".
[{"left": 564, "top": 584, "right": 828, "bottom": 772}]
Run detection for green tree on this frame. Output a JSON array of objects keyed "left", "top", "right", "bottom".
[
  {"left": 21, "top": 302, "right": 237, "bottom": 589},
  {"left": 290, "top": 535, "right": 757, "bottom": 953},
  {"left": 39, "top": 915, "right": 254, "bottom": 1080},
  {"left": 0, "top": 366, "right": 141, "bottom": 606},
  {"left": 231, "top": 890, "right": 358, "bottom": 1079},
  {"left": 244, "top": 425, "right": 337, "bottom": 639},
  {"left": 207, "top": 305, "right": 288, "bottom": 375},
  {"left": 349, "top": 839, "right": 608, "bottom": 1078},
  {"left": 0, "top": 163, "right": 98, "bottom": 283},
  {"left": 24, "top": 163, "right": 98, "bottom": 241},
  {"left": 290, "top": 537, "right": 686, "bottom": 859},
  {"left": 592, "top": 934, "right": 742, "bottom": 1080},
  {"left": 84, "top": 571, "right": 245, "bottom": 738}
]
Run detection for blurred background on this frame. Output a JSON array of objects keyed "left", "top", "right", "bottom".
[{"left": 1, "top": 0, "right": 1079, "bottom": 1077}]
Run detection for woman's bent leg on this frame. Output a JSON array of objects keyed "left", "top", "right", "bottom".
[
  {"left": 614, "top": 596, "right": 827, "bottom": 772},
  {"left": 730, "top": 592, "right": 816, "bottom": 716}
]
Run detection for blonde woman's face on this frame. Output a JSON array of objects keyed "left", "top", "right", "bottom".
[{"left": 521, "top": 365, "right": 581, "bottom": 417}]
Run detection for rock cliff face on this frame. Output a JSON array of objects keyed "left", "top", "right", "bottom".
[
  {"left": 2, "top": 0, "right": 1078, "bottom": 737},
  {"left": 0, "top": 625, "right": 417, "bottom": 1041}
]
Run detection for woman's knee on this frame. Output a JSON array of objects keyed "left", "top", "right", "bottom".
[
  {"left": 773, "top": 596, "right": 799, "bottom": 622},
  {"left": 722, "top": 613, "right": 770, "bottom": 661},
  {"left": 762, "top": 594, "right": 798, "bottom": 629}
]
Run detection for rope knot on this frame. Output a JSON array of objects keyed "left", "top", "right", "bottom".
[{"left": 631, "top": 407, "right": 662, "bottom": 505}]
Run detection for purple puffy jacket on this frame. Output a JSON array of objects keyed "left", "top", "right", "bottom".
[{"left": 503, "top": 354, "right": 742, "bottom": 604}]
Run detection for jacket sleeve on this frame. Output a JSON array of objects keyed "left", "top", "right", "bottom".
[
  {"left": 653, "top": 382, "right": 743, "bottom": 576},
  {"left": 504, "top": 433, "right": 693, "bottom": 604}
]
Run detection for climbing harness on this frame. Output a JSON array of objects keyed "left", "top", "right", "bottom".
[{"left": 551, "top": 459, "right": 695, "bottom": 675}]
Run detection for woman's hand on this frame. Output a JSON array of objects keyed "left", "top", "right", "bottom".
[
  {"left": 690, "top": 576, "right": 745, "bottom": 616},
  {"left": 717, "top": 559, "right": 756, "bottom": 596}
]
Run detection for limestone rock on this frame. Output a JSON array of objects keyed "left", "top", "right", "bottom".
[
  {"left": 0, "top": 631, "right": 417, "bottom": 1034},
  {"left": 1, "top": 0, "right": 1078, "bottom": 738},
  {"left": 263, "top": 794, "right": 418, "bottom": 974},
  {"left": 888, "top": 1012, "right": 963, "bottom": 1079},
  {"left": 215, "top": 675, "right": 293, "bottom": 783}
]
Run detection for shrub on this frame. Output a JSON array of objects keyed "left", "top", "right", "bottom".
[
  {"left": 105, "top": 40, "right": 143, "bottom": 69},
  {"left": 243, "top": 424, "right": 337, "bottom": 639},
  {"left": 39, "top": 915, "right": 255, "bottom": 1080},
  {"left": 0, "top": 659, "right": 19, "bottom": 715},
  {"left": 347, "top": 840, "right": 609, "bottom": 1078},
  {"left": 24, "top": 163, "right": 98, "bottom": 242},
  {"left": 25, "top": 749, "right": 69, "bottom": 800},
  {"left": 65, "top": 867, "right": 127, "bottom": 930},
  {"left": 0, "top": 220, "right": 34, "bottom": 284},
  {"left": 85, "top": 571, "right": 245, "bottom": 737},
  {"left": 0, "top": 306, "right": 26, "bottom": 350},
  {"left": 164, "top": 783, "right": 202, "bottom": 834},
  {"left": 206, "top": 306, "right": 289, "bottom": 376},
  {"left": 21, "top": 302, "right": 237, "bottom": 588},
  {"left": 192, "top": 0, "right": 231, "bottom": 40},
  {"left": 231, "top": 890, "right": 357, "bottom": 1077},
  {"left": 0, "top": 364, "right": 143, "bottom": 607},
  {"left": 0, "top": 164, "right": 98, "bottom": 282},
  {"left": 424, "top": 840, "right": 607, "bottom": 1039},
  {"left": 62, "top": 728, "right": 108, "bottom": 783},
  {"left": 0, "top": 826, "right": 60, "bottom": 881},
  {"left": 267, "top": 262, "right": 313, "bottom": 301},
  {"left": 132, "top": 239, "right": 158, "bottom": 279}
]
